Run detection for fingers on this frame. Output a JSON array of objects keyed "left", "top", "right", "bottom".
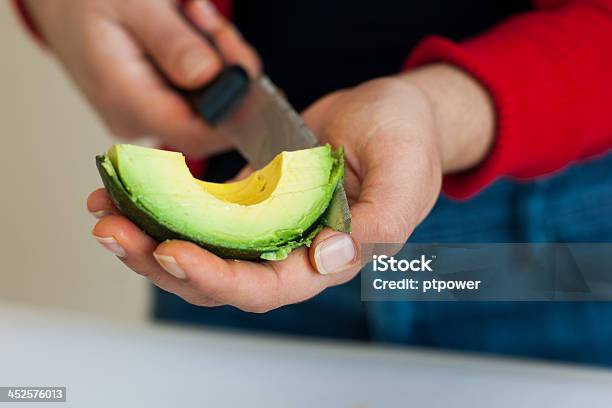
[
  {"left": 323, "top": 83, "right": 441, "bottom": 245},
  {"left": 354, "top": 134, "right": 441, "bottom": 245},
  {"left": 91, "top": 212, "right": 223, "bottom": 306},
  {"left": 88, "top": 184, "right": 358, "bottom": 311},
  {"left": 184, "top": 0, "right": 261, "bottom": 77},
  {"left": 87, "top": 188, "right": 118, "bottom": 218},
  {"left": 88, "top": 191, "right": 184, "bottom": 294},
  {"left": 92, "top": 215, "right": 177, "bottom": 288},
  {"left": 124, "top": 0, "right": 222, "bottom": 89},
  {"left": 154, "top": 240, "right": 274, "bottom": 312},
  {"left": 82, "top": 0, "right": 262, "bottom": 156},
  {"left": 81, "top": 16, "right": 229, "bottom": 156},
  {"left": 302, "top": 90, "right": 409, "bottom": 273},
  {"left": 306, "top": 160, "right": 421, "bottom": 276},
  {"left": 153, "top": 240, "right": 354, "bottom": 312},
  {"left": 52, "top": 0, "right": 260, "bottom": 156}
]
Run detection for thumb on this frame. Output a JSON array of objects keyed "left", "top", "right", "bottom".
[
  {"left": 346, "top": 134, "right": 440, "bottom": 247},
  {"left": 309, "top": 228, "right": 359, "bottom": 276},
  {"left": 308, "top": 191, "right": 413, "bottom": 277},
  {"left": 308, "top": 140, "right": 439, "bottom": 276},
  {"left": 308, "top": 194, "right": 416, "bottom": 277}
]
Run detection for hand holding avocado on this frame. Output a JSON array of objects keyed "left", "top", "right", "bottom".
[{"left": 89, "top": 65, "right": 494, "bottom": 312}]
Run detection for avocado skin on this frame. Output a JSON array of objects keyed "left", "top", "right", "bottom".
[{"left": 95, "top": 148, "right": 346, "bottom": 260}]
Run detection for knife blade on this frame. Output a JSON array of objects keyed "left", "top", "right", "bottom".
[
  {"left": 216, "top": 76, "right": 317, "bottom": 167},
  {"left": 192, "top": 72, "right": 352, "bottom": 233}
]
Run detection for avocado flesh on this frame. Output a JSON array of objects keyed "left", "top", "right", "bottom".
[{"left": 96, "top": 144, "right": 346, "bottom": 260}]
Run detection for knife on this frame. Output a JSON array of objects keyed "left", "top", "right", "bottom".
[{"left": 179, "top": 64, "right": 352, "bottom": 233}]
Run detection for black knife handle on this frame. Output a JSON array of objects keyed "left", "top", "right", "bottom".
[
  {"left": 181, "top": 65, "right": 249, "bottom": 125},
  {"left": 170, "top": 5, "right": 250, "bottom": 125}
]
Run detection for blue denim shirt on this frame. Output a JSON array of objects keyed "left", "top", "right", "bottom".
[{"left": 154, "top": 153, "right": 612, "bottom": 367}]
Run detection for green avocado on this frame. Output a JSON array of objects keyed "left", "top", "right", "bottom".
[{"left": 96, "top": 144, "right": 347, "bottom": 260}]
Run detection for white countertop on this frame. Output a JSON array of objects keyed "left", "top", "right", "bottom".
[{"left": 1, "top": 302, "right": 611, "bottom": 407}]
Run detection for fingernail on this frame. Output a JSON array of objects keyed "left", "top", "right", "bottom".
[
  {"left": 314, "top": 234, "right": 357, "bottom": 275},
  {"left": 93, "top": 235, "right": 126, "bottom": 258},
  {"left": 193, "top": 0, "right": 222, "bottom": 31},
  {"left": 153, "top": 253, "right": 186, "bottom": 280},
  {"left": 180, "top": 49, "right": 212, "bottom": 83},
  {"left": 91, "top": 210, "right": 111, "bottom": 219}
]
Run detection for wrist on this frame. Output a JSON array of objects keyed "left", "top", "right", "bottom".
[{"left": 398, "top": 64, "right": 495, "bottom": 174}]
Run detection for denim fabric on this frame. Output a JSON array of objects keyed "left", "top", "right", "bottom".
[{"left": 154, "top": 153, "right": 612, "bottom": 366}]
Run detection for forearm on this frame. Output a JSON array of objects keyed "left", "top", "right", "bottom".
[{"left": 398, "top": 64, "right": 495, "bottom": 174}]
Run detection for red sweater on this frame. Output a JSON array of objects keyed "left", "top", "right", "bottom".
[{"left": 13, "top": 0, "right": 612, "bottom": 199}]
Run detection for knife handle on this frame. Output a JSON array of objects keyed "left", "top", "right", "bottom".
[
  {"left": 171, "top": 5, "right": 250, "bottom": 125},
  {"left": 180, "top": 65, "right": 249, "bottom": 125}
]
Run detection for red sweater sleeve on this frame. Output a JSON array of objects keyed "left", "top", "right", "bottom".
[{"left": 406, "top": 0, "right": 612, "bottom": 199}]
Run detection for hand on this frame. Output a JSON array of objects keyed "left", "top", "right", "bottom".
[
  {"left": 25, "top": 0, "right": 260, "bottom": 158},
  {"left": 88, "top": 64, "right": 494, "bottom": 312}
]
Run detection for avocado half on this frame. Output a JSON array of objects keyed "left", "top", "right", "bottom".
[{"left": 96, "top": 144, "right": 347, "bottom": 260}]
